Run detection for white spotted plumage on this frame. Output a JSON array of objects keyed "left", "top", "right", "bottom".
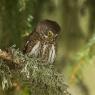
[
  {"left": 29, "top": 41, "right": 41, "bottom": 57},
  {"left": 28, "top": 41, "right": 56, "bottom": 64},
  {"left": 48, "top": 44, "right": 56, "bottom": 64}
]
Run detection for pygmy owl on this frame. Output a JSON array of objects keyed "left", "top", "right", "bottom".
[{"left": 23, "top": 19, "right": 60, "bottom": 64}]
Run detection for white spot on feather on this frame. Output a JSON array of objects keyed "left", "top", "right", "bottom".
[
  {"left": 48, "top": 44, "right": 56, "bottom": 64},
  {"left": 42, "top": 44, "right": 48, "bottom": 55},
  {"left": 29, "top": 41, "right": 41, "bottom": 57}
]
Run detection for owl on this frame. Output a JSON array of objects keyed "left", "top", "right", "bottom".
[{"left": 23, "top": 19, "right": 60, "bottom": 64}]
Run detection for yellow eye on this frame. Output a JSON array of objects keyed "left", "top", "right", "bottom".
[{"left": 48, "top": 31, "right": 53, "bottom": 37}]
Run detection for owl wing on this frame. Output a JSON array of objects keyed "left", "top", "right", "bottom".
[{"left": 23, "top": 32, "right": 40, "bottom": 54}]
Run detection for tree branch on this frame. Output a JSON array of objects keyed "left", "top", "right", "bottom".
[
  {"left": 0, "top": 49, "right": 12, "bottom": 62},
  {"left": 0, "top": 49, "right": 24, "bottom": 69}
]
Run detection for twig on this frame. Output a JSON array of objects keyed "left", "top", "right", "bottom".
[
  {"left": 0, "top": 49, "right": 12, "bottom": 62},
  {"left": 0, "top": 49, "right": 23, "bottom": 69}
]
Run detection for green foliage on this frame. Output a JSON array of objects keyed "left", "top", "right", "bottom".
[
  {"left": 73, "top": 33, "right": 95, "bottom": 63},
  {"left": 66, "top": 33, "right": 95, "bottom": 84},
  {"left": 18, "top": 0, "right": 29, "bottom": 12},
  {"left": 0, "top": 46, "right": 71, "bottom": 95}
]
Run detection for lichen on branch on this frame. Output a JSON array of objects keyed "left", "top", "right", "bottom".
[{"left": 0, "top": 46, "right": 71, "bottom": 95}]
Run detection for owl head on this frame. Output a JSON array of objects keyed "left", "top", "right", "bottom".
[{"left": 35, "top": 19, "right": 61, "bottom": 42}]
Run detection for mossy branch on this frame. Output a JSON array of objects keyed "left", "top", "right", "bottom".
[{"left": 0, "top": 47, "right": 71, "bottom": 95}]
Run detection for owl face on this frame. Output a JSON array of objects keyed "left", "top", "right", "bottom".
[
  {"left": 35, "top": 20, "right": 60, "bottom": 42},
  {"left": 41, "top": 29, "right": 58, "bottom": 42}
]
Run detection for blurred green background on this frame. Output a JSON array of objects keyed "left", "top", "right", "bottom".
[{"left": 0, "top": 0, "right": 95, "bottom": 95}]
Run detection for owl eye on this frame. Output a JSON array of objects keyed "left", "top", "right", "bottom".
[{"left": 48, "top": 31, "right": 53, "bottom": 37}]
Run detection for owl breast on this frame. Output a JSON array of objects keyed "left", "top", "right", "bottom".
[
  {"left": 48, "top": 44, "right": 56, "bottom": 64},
  {"left": 29, "top": 41, "right": 56, "bottom": 64}
]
